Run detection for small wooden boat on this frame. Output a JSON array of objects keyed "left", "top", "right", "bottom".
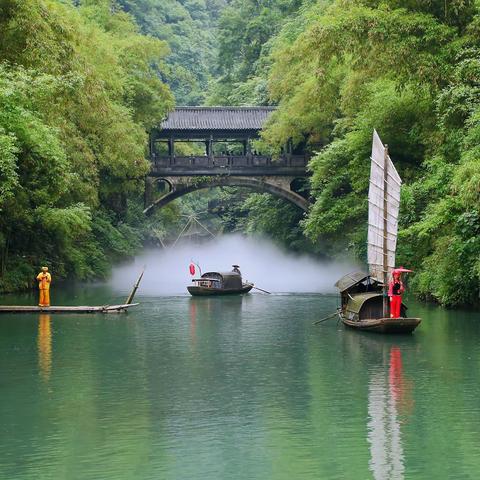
[
  {"left": 334, "top": 131, "right": 421, "bottom": 334},
  {"left": 188, "top": 268, "right": 253, "bottom": 296},
  {"left": 0, "top": 304, "right": 139, "bottom": 314},
  {"left": 335, "top": 273, "right": 420, "bottom": 333}
]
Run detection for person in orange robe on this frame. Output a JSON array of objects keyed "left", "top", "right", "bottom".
[{"left": 37, "top": 267, "right": 52, "bottom": 307}]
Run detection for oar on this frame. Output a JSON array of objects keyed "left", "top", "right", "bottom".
[
  {"left": 312, "top": 310, "right": 339, "bottom": 325},
  {"left": 125, "top": 267, "right": 145, "bottom": 305},
  {"left": 248, "top": 284, "right": 271, "bottom": 294}
]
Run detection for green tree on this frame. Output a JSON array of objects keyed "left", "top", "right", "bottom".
[
  {"left": 207, "top": 0, "right": 307, "bottom": 105},
  {"left": 0, "top": 0, "right": 173, "bottom": 290},
  {"left": 260, "top": 0, "right": 479, "bottom": 305},
  {"left": 116, "top": 0, "right": 226, "bottom": 104}
]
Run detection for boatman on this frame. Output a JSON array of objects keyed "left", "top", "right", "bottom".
[
  {"left": 37, "top": 266, "right": 52, "bottom": 307},
  {"left": 388, "top": 270, "right": 404, "bottom": 318},
  {"left": 232, "top": 265, "right": 241, "bottom": 274}
]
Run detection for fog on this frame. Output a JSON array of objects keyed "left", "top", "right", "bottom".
[{"left": 110, "top": 234, "right": 360, "bottom": 296}]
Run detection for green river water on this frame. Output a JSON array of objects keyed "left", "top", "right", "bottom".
[{"left": 0, "top": 284, "right": 479, "bottom": 479}]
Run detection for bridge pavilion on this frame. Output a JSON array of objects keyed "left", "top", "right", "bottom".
[
  {"left": 149, "top": 106, "right": 308, "bottom": 175},
  {"left": 144, "top": 107, "right": 310, "bottom": 214}
]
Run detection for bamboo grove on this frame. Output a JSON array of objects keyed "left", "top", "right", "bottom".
[
  {"left": 211, "top": 0, "right": 480, "bottom": 307},
  {"left": 0, "top": 0, "right": 173, "bottom": 290}
]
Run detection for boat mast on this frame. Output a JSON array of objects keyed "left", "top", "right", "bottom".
[
  {"left": 383, "top": 144, "right": 389, "bottom": 318},
  {"left": 368, "top": 130, "right": 401, "bottom": 306}
]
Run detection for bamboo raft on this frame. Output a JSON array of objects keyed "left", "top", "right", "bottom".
[
  {"left": 0, "top": 268, "right": 145, "bottom": 315},
  {"left": 0, "top": 303, "right": 139, "bottom": 314}
]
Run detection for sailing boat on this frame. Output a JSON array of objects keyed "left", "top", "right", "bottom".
[{"left": 335, "top": 131, "right": 421, "bottom": 333}]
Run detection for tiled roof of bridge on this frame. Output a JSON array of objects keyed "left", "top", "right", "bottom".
[{"left": 159, "top": 106, "right": 276, "bottom": 131}]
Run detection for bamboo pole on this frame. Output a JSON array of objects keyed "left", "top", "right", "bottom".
[
  {"left": 383, "top": 144, "right": 389, "bottom": 318},
  {"left": 251, "top": 285, "right": 271, "bottom": 294},
  {"left": 312, "top": 311, "right": 339, "bottom": 325},
  {"left": 125, "top": 268, "right": 145, "bottom": 305}
]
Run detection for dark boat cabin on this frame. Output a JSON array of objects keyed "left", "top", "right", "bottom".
[
  {"left": 188, "top": 267, "right": 252, "bottom": 296},
  {"left": 335, "top": 271, "right": 407, "bottom": 321},
  {"left": 195, "top": 272, "right": 243, "bottom": 290},
  {"left": 335, "top": 272, "right": 382, "bottom": 308}
]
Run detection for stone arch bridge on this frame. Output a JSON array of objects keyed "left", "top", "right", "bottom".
[{"left": 144, "top": 107, "right": 310, "bottom": 215}]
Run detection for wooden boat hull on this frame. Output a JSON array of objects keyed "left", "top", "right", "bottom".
[
  {"left": 340, "top": 315, "right": 421, "bottom": 334},
  {"left": 187, "top": 284, "right": 253, "bottom": 296},
  {"left": 0, "top": 303, "right": 139, "bottom": 314}
]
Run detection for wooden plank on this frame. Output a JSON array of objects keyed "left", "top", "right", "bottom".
[{"left": 0, "top": 303, "right": 139, "bottom": 314}]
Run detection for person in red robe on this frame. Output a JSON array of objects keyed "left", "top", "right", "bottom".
[{"left": 388, "top": 270, "right": 404, "bottom": 318}]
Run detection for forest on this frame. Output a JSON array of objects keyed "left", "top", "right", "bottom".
[{"left": 0, "top": 0, "right": 478, "bottom": 307}]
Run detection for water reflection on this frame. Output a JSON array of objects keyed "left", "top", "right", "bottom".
[
  {"left": 0, "top": 290, "right": 478, "bottom": 480},
  {"left": 188, "top": 296, "right": 245, "bottom": 348},
  {"left": 389, "top": 347, "right": 414, "bottom": 417},
  {"left": 368, "top": 346, "right": 412, "bottom": 480},
  {"left": 37, "top": 314, "right": 52, "bottom": 382},
  {"left": 188, "top": 296, "right": 244, "bottom": 322},
  {"left": 189, "top": 300, "right": 197, "bottom": 346}
]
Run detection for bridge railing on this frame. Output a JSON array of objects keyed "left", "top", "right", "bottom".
[{"left": 151, "top": 154, "right": 309, "bottom": 169}]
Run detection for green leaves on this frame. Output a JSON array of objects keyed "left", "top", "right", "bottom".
[
  {"left": 259, "top": 0, "right": 480, "bottom": 306},
  {"left": 116, "top": 0, "right": 224, "bottom": 104},
  {"left": 0, "top": 0, "right": 173, "bottom": 287},
  {"left": 0, "top": 130, "right": 18, "bottom": 206},
  {"left": 209, "top": 0, "right": 304, "bottom": 105}
]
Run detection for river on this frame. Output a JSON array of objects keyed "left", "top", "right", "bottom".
[{"left": 0, "top": 249, "right": 479, "bottom": 479}]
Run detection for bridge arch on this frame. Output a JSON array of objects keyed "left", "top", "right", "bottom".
[
  {"left": 143, "top": 175, "right": 309, "bottom": 215},
  {"left": 146, "top": 107, "right": 311, "bottom": 216}
]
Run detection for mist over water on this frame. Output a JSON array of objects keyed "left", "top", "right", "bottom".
[{"left": 110, "top": 234, "right": 359, "bottom": 295}]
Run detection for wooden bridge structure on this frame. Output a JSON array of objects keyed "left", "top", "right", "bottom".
[{"left": 144, "top": 107, "right": 310, "bottom": 214}]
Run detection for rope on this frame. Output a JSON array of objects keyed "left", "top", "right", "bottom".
[
  {"left": 170, "top": 217, "right": 192, "bottom": 248},
  {"left": 193, "top": 217, "right": 216, "bottom": 238}
]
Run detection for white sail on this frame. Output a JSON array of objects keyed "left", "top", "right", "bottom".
[
  {"left": 367, "top": 367, "right": 405, "bottom": 480},
  {"left": 367, "top": 130, "right": 402, "bottom": 282}
]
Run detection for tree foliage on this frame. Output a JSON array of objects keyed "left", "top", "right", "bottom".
[
  {"left": 207, "top": 0, "right": 307, "bottom": 105},
  {"left": 0, "top": 0, "right": 173, "bottom": 290},
  {"left": 259, "top": 0, "right": 479, "bottom": 306},
  {"left": 116, "top": 0, "right": 226, "bottom": 104},
  {"left": 2, "top": 0, "right": 478, "bottom": 306}
]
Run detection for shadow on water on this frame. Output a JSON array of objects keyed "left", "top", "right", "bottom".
[
  {"left": 188, "top": 296, "right": 246, "bottom": 346},
  {"left": 337, "top": 330, "right": 419, "bottom": 479}
]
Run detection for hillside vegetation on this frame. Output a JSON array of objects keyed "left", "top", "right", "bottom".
[
  {"left": 0, "top": 0, "right": 173, "bottom": 290},
  {"left": 117, "top": 0, "right": 226, "bottom": 104},
  {"left": 211, "top": 0, "right": 480, "bottom": 306}
]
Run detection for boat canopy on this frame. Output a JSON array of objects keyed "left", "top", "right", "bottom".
[
  {"left": 201, "top": 271, "right": 243, "bottom": 289},
  {"left": 335, "top": 272, "right": 369, "bottom": 293},
  {"left": 345, "top": 292, "right": 382, "bottom": 314}
]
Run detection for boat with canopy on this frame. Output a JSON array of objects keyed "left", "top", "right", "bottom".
[
  {"left": 335, "top": 131, "right": 421, "bottom": 333},
  {"left": 188, "top": 265, "right": 253, "bottom": 296}
]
